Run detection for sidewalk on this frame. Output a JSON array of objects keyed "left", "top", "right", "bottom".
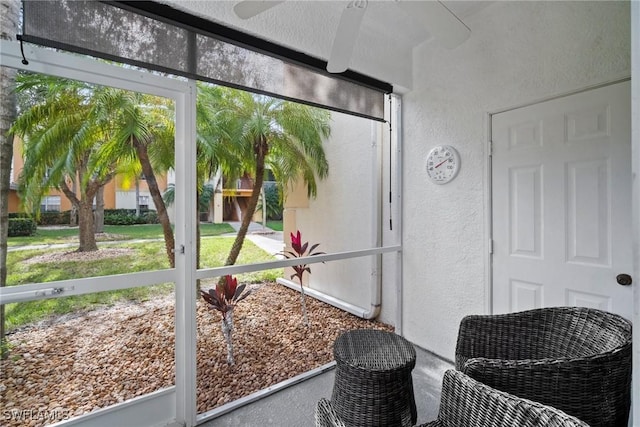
[{"left": 225, "top": 221, "right": 284, "bottom": 257}]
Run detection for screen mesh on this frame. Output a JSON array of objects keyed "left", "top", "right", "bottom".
[{"left": 22, "top": 0, "right": 386, "bottom": 121}]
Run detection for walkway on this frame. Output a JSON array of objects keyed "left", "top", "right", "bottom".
[{"left": 225, "top": 221, "right": 284, "bottom": 257}]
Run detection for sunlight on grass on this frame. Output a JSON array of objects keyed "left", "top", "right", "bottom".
[
  {"left": 199, "top": 236, "right": 283, "bottom": 283},
  {"left": 7, "top": 245, "right": 168, "bottom": 286},
  {"left": 6, "top": 236, "right": 281, "bottom": 331},
  {"left": 266, "top": 220, "right": 283, "bottom": 231}
]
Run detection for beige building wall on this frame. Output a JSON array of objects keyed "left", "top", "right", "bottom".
[{"left": 283, "top": 111, "right": 390, "bottom": 320}]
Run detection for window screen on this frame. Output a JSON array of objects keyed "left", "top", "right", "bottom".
[{"left": 21, "top": 0, "right": 388, "bottom": 121}]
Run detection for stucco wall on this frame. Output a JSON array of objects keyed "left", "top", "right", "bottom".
[
  {"left": 289, "top": 110, "right": 399, "bottom": 323},
  {"left": 402, "top": 1, "right": 631, "bottom": 360}
]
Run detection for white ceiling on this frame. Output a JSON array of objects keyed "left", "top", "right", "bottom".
[{"left": 163, "top": 1, "right": 492, "bottom": 90}]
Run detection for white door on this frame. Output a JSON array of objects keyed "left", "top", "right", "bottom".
[{"left": 491, "top": 81, "right": 632, "bottom": 319}]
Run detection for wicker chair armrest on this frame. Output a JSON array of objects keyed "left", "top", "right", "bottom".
[
  {"left": 315, "top": 398, "right": 348, "bottom": 427},
  {"left": 429, "top": 370, "right": 589, "bottom": 427},
  {"left": 455, "top": 314, "right": 531, "bottom": 369},
  {"left": 461, "top": 351, "right": 631, "bottom": 427}
]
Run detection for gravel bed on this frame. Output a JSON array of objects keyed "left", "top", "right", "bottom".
[{"left": 0, "top": 282, "right": 392, "bottom": 426}]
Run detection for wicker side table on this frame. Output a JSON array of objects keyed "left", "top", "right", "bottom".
[{"left": 331, "top": 329, "right": 417, "bottom": 427}]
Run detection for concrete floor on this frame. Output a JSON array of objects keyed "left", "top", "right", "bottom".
[{"left": 199, "top": 345, "right": 453, "bottom": 426}]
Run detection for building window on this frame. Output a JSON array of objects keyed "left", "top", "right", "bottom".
[
  {"left": 40, "top": 196, "right": 61, "bottom": 212},
  {"left": 138, "top": 195, "right": 149, "bottom": 210}
]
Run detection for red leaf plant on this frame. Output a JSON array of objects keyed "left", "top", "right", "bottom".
[
  {"left": 200, "top": 275, "right": 251, "bottom": 365},
  {"left": 282, "top": 230, "right": 324, "bottom": 327}
]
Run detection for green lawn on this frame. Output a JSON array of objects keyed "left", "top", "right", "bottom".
[
  {"left": 5, "top": 233, "right": 282, "bottom": 332},
  {"left": 266, "top": 220, "right": 283, "bottom": 231},
  {"left": 8, "top": 222, "right": 234, "bottom": 247}
]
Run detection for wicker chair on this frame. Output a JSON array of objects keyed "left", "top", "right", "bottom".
[
  {"left": 456, "top": 306, "right": 632, "bottom": 427},
  {"left": 421, "top": 370, "right": 589, "bottom": 427},
  {"left": 315, "top": 370, "right": 588, "bottom": 427}
]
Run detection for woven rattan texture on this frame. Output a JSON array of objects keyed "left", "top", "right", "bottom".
[
  {"left": 331, "top": 329, "right": 417, "bottom": 427},
  {"left": 455, "top": 306, "right": 632, "bottom": 427},
  {"left": 316, "top": 370, "right": 588, "bottom": 427},
  {"left": 315, "top": 398, "right": 347, "bottom": 427},
  {"left": 420, "top": 370, "right": 590, "bottom": 427}
]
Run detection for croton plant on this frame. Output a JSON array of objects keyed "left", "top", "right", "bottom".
[
  {"left": 200, "top": 275, "right": 251, "bottom": 365},
  {"left": 282, "top": 230, "right": 324, "bottom": 327}
]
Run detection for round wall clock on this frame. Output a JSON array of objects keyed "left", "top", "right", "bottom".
[{"left": 425, "top": 145, "right": 460, "bottom": 184}]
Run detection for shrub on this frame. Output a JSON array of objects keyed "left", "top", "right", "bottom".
[
  {"left": 143, "top": 211, "right": 159, "bottom": 224},
  {"left": 8, "top": 218, "right": 37, "bottom": 237},
  {"left": 104, "top": 211, "right": 137, "bottom": 225},
  {"left": 8, "top": 212, "right": 29, "bottom": 219},
  {"left": 259, "top": 183, "right": 283, "bottom": 220},
  {"left": 104, "top": 209, "right": 155, "bottom": 225},
  {"left": 39, "top": 210, "right": 70, "bottom": 226}
]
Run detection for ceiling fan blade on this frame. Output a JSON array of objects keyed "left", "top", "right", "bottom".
[
  {"left": 396, "top": 0, "right": 470, "bottom": 49},
  {"left": 326, "top": 1, "right": 368, "bottom": 73},
  {"left": 233, "top": 1, "right": 285, "bottom": 19}
]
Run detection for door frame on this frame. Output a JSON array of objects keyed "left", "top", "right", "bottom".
[
  {"left": 487, "top": 77, "right": 632, "bottom": 316},
  {"left": 0, "top": 40, "right": 199, "bottom": 427},
  {"left": 486, "top": 78, "right": 636, "bottom": 426},
  {"left": 0, "top": 39, "right": 405, "bottom": 427}
]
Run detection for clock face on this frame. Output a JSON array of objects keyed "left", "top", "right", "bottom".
[{"left": 426, "top": 145, "right": 460, "bottom": 184}]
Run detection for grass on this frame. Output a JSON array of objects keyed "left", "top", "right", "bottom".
[
  {"left": 266, "top": 220, "right": 283, "bottom": 231},
  {"left": 5, "top": 284, "right": 175, "bottom": 331},
  {"left": 199, "top": 236, "right": 283, "bottom": 284},
  {"left": 5, "top": 229, "right": 282, "bottom": 332},
  {"left": 7, "top": 245, "right": 168, "bottom": 286},
  {"left": 7, "top": 223, "right": 234, "bottom": 247}
]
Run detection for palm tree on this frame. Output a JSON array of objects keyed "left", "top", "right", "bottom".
[
  {"left": 12, "top": 74, "right": 117, "bottom": 252},
  {"left": 0, "top": 0, "right": 21, "bottom": 358},
  {"left": 12, "top": 75, "right": 176, "bottom": 263},
  {"left": 198, "top": 86, "right": 331, "bottom": 267},
  {"left": 97, "top": 89, "right": 176, "bottom": 266}
]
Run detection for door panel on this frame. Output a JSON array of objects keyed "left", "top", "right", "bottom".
[{"left": 492, "top": 81, "right": 632, "bottom": 319}]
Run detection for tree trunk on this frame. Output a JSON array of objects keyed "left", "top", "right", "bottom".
[
  {"left": 224, "top": 137, "right": 266, "bottom": 267},
  {"left": 69, "top": 179, "right": 78, "bottom": 226},
  {"left": 77, "top": 200, "right": 98, "bottom": 252},
  {"left": 70, "top": 205, "right": 78, "bottom": 226},
  {"left": 0, "top": 0, "right": 20, "bottom": 358},
  {"left": 133, "top": 138, "right": 175, "bottom": 267},
  {"left": 94, "top": 186, "right": 105, "bottom": 233},
  {"left": 135, "top": 178, "right": 140, "bottom": 217},
  {"left": 60, "top": 180, "right": 98, "bottom": 252},
  {"left": 261, "top": 187, "right": 266, "bottom": 231}
]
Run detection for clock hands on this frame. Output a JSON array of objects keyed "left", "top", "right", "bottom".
[{"left": 435, "top": 158, "right": 449, "bottom": 168}]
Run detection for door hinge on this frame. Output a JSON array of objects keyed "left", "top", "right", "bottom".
[{"left": 489, "top": 239, "right": 494, "bottom": 254}]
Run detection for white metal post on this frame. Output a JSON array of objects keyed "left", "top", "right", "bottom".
[{"left": 174, "top": 81, "right": 198, "bottom": 427}]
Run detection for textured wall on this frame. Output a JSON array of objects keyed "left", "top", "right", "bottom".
[
  {"left": 292, "top": 111, "right": 384, "bottom": 317},
  {"left": 402, "top": 1, "right": 631, "bottom": 360}
]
